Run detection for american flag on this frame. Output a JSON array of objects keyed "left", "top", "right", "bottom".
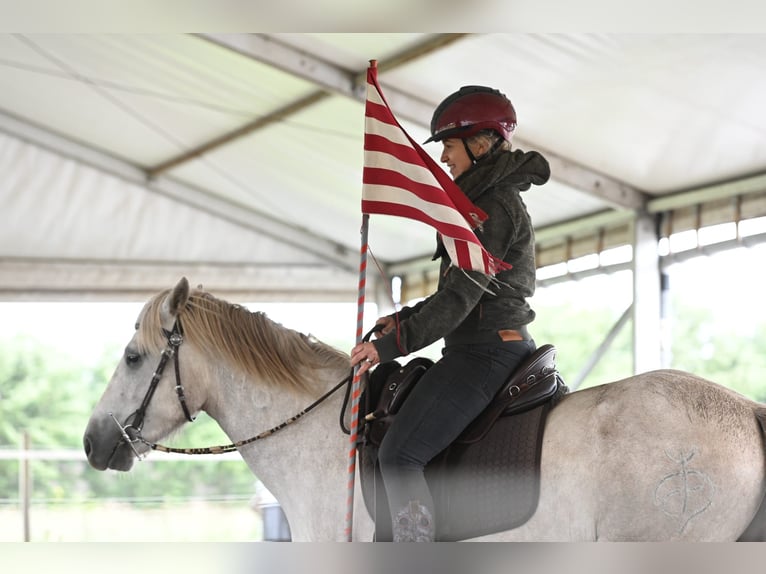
[{"left": 361, "top": 62, "right": 511, "bottom": 276}]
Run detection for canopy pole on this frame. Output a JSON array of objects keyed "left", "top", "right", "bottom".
[{"left": 345, "top": 213, "right": 370, "bottom": 541}]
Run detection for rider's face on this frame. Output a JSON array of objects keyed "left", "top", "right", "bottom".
[{"left": 440, "top": 138, "right": 473, "bottom": 180}]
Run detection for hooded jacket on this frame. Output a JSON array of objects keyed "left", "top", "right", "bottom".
[{"left": 373, "top": 147, "right": 550, "bottom": 363}]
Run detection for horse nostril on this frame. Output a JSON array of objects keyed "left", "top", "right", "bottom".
[{"left": 83, "top": 436, "right": 92, "bottom": 457}]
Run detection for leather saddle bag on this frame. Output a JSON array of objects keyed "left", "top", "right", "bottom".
[{"left": 362, "top": 357, "right": 434, "bottom": 447}]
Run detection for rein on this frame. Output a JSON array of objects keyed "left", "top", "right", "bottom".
[
  {"left": 143, "top": 374, "right": 352, "bottom": 455},
  {"left": 109, "top": 317, "right": 355, "bottom": 457}
]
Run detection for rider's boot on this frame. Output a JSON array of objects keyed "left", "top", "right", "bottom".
[{"left": 392, "top": 500, "right": 435, "bottom": 542}]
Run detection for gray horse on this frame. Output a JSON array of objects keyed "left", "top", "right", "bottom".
[{"left": 83, "top": 278, "right": 766, "bottom": 541}]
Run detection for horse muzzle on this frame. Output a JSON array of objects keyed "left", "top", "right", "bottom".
[{"left": 83, "top": 414, "right": 145, "bottom": 471}]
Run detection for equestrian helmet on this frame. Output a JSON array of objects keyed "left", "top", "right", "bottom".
[{"left": 424, "top": 85, "right": 517, "bottom": 144}]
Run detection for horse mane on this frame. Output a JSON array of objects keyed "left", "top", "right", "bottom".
[{"left": 135, "top": 287, "right": 350, "bottom": 393}]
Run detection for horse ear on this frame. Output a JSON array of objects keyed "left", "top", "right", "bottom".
[{"left": 163, "top": 277, "right": 190, "bottom": 318}]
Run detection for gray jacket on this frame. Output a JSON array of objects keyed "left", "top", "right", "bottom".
[{"left": 373, "top": 148, "right": 550, "bottom": 362}]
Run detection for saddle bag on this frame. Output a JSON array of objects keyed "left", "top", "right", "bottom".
[{"left": 362, "top": 357, "right": 434, "bottom": 447}]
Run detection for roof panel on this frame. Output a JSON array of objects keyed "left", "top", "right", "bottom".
[
  {"left": 0, "top": 34, "right": 320, "bottom": 165},
  {"left": 0, "top": 131, "right": 327, "bottom": 265}
]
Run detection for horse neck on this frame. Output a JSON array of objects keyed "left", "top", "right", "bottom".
[
  {"left": 202, "top": 358, "right": 349, "bottom": 437},
  {"left": 203, "top": 362, "right": 360, "bottom": 540}
]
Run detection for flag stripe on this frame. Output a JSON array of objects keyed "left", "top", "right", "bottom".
[
  {"left": 363, "top": 169, "right": 469, "bottom": 220},
  {"left": 365, "top": 99, "right": 399, "bottom": 129},
  {"left": 364, "top": 132, "right": 431, "bottom": 175},
  {"left": 362, "top": 198, "right": 485, "bottom": 245},
  {"left": 363, "top": 149, "right": 440, "bottom": 189},
  {"left": 365, "top": 116, "right": 410, "bottom": 149}
]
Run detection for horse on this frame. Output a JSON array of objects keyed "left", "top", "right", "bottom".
[{"left": 83, "top": 278, "right": 766, "bottom": 541}]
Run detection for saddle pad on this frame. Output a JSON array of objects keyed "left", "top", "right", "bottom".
[
  {"left": 434, "top": 403, "right": 548, "bottom": 540},
  {"left": 358, "top": 403, "right": 548, "bottom": 541}
]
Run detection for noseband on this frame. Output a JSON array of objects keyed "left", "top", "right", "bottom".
[{"left": 108, "top": 319, "right": 195, "bottom": 459}]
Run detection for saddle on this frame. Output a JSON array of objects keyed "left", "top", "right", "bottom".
[{"left": 358, "top": 344, "right": 567, "bottom": 541}]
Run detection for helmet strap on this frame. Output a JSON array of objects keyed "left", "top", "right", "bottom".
[
  {"left": 463, "top": 137, "right": 505, "bottom": 164},
  {"left": 462, "top": 139, "right": 479, "bottom": 163}
]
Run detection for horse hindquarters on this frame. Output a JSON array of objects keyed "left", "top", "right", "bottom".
[{"left": 478, "top": 374, "right": 766, "bottom": 541}]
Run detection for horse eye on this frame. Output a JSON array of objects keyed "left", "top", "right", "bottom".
[{"left": 125, "top": 353, "right": 142, "bottom": 367}]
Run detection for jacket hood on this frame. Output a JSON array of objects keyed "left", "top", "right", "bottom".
[{"left": 456, "top": 148, "right": 551, "bottom": 201}]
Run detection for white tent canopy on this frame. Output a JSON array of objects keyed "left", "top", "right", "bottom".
[{"left": 2, "top": 33, "right": 765, "bottom": 301}]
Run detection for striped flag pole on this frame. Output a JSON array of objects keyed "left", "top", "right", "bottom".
[{"left": 344, "top": 211, "right": 370, "bottom": 541}]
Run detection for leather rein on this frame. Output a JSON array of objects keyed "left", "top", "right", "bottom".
[{"left": 108, "top": 318, "right": 355, "bottom": 459}]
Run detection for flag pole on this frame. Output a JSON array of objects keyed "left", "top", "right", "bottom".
[
  {"left": 345, "top": 211, "right": 370, "bottom": 541},
  {"left": 345, "top": 58, "right": 378, "bottom": 541}
]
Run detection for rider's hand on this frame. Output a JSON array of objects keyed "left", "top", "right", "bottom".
[
  {"left": 374, "top": 316, "right": 396, "bottom": 338},
  {"left": 350, "top": 342, "right": 380, "bottom": 376}
]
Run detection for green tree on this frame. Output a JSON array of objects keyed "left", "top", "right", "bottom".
[
  {"left": 531, "top": 301, "right": 633, "bottom": 389},
  {"left": 669, "top": 297, "right": 766, "bottom": 402},
  {"left": 0, "top": 336, "right": 96, "bottom": 500}
]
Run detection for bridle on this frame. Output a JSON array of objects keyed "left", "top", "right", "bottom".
[
  {"left": 108, "top": 317, "right": 356, "bottom": 459},
  {"left": 108, "top": 319, "right": 195, "bottom": 460}
]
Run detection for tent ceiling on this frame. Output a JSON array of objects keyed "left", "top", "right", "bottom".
[{"left": 1, "top": 33, "right": 765, "bottom": 301}]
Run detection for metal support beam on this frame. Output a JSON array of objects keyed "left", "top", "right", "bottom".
[
  {"left": 0, "top": 257, "right": 358, "bottom": 302},
  {"left": 632, "top": 212, "right": 662, "bottom": 374},
  {"left": 647, "top": 171, "right": 766, "bottom": 213},
  {"left": 660, "top": 271, "right": 672, "bottom": 369}
]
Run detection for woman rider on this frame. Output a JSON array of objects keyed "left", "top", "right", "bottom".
[{"left": 351, "top": 85, "right": 551, "bottom": 541}]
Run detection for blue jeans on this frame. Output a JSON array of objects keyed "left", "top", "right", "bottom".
[{"left": 377, "top": 339, "right": 536, "bottom": 524}]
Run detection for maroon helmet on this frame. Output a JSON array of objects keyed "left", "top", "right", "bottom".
[{"left": 424, "top": 85, "right": 517, "bottom": 144}]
